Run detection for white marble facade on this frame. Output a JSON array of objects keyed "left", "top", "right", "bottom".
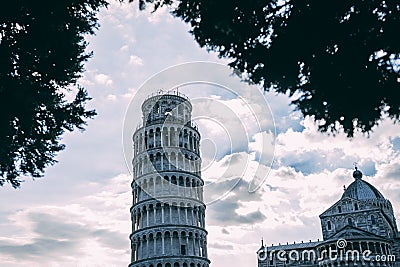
[{"left": 129, "top": 92, "right": 210, "bottom": 267}]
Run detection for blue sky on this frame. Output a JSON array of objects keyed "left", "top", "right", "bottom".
[{"left": 1, "top": 2, "right": 400, "bottom": 267}]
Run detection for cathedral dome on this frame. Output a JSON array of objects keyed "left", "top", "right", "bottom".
[{"left": 341, "top": 168, "right": 385, "bottom": 200}]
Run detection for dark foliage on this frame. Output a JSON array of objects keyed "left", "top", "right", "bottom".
[
  {"left": 137, "top": 0, "right": 400, "bottom": 136},
  {"left": 0, "top": 0, "right": 107, "bottom": 188}
]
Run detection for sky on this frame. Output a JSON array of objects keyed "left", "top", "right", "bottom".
[{"left": 1, "top": 2, "right": 400, "bottom": 267}]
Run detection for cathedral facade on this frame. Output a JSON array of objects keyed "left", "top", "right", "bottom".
[
  {"left": 129, "top": 92, "right": 210, "bottom": 267},
  {"left": 258, "top": 168, "right": 400, "bottom": 267}
]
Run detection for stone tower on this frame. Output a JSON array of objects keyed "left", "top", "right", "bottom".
[{"left": 129, "top": 91, "right": 210, "bottom": 267}]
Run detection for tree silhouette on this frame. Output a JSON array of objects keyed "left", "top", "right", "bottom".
[
  {"left": 136, "top": 0, "right": 400, "bottom": 136},
  {"left": 0, "top": 0, "right": 107, "bottom": 188}
]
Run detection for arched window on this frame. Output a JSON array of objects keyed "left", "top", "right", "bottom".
[
  {"left": 371, "top": 215, "right": 376, "bottom": 225},
  {"left": 338, "top": 206, "right": 342, "bottom": 213},
  {"left": 181, "top": 245, "right": 186, "bottom": 255},
  {"left": 327, "top": 221, "right": 332, "bottom": 230},
  {"left": 354, "top": 203, "right": 359, "bottom": 211},
  {"left": 348, "top": 217, "right": 353, "bottom": 226}
]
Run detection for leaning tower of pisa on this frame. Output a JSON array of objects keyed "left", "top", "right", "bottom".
[{"left": 129, "top": 91, "right": 210, "bottom": 267}]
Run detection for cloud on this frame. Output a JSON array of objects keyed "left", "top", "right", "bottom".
[
  {"left": 128, "top": 55, "right": 144, "bottom": 66},
  {"left": 274, "top": 116, "right": 400, "bottom": 176},
  {"left": 94, "top": 73, "right": 113, "bottom": 86},
  {"left": 0, "top": 175, "right": 131, "bottom": 266},
  {"left": 145, "top": 6, "right": 174, "bottom": 24},
  {"left": 120, "top": 44, "right": 129, "bottom": 52},
  {"left": 209, "top": 197, "right": 266, "bottom": 225},
  {"left": 208, "top": 242, "right": 234, "bottom": 250},
  {"left": 107, "top": 94, "right": 117, "bottom": 101},
  {"left": 249, "top": 131, "right": 275, "bottom": 166},
  {"left": 0, "top": 238, "right": 76, "bottom": 261}
]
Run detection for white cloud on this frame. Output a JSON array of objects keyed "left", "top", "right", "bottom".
[
  {"left": 94, "top": 73, "right": 113, "bottom": 86},
  {"left": 0, "top": 175, "right": 131, "bottom": 267},
  {"left": 107, "top": 94, "right": 117, "bottom": 101},
  {"left": 145, "top": 6, "right": 174, "bottom": 24},
  {"left": 120, "top": 44, "right": 129, "bottom": 52},
  {"left": 128, "top": 54, "right": 144, "bottom": 66},
  {"left": 121, "top": 88, "right": 137, "bottom": 99}
]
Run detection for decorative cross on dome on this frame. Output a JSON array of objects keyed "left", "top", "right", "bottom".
[
  {"left": 353, "top": 162, "right": 358, "bottom": 170},
  {"left": 352, "top": 162, "right": 363, "bottom": 179}
]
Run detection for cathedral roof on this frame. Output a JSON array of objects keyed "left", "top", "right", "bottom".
[
  {"left": 264, "top": 241, "right": 321, "bottom": 251},
  {"left": 341, "top": 168, "right": 384, "bottom": 200}
]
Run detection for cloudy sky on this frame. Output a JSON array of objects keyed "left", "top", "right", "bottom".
[{"left": 1, "top": 2, "right": 400, "bottom": 267}]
